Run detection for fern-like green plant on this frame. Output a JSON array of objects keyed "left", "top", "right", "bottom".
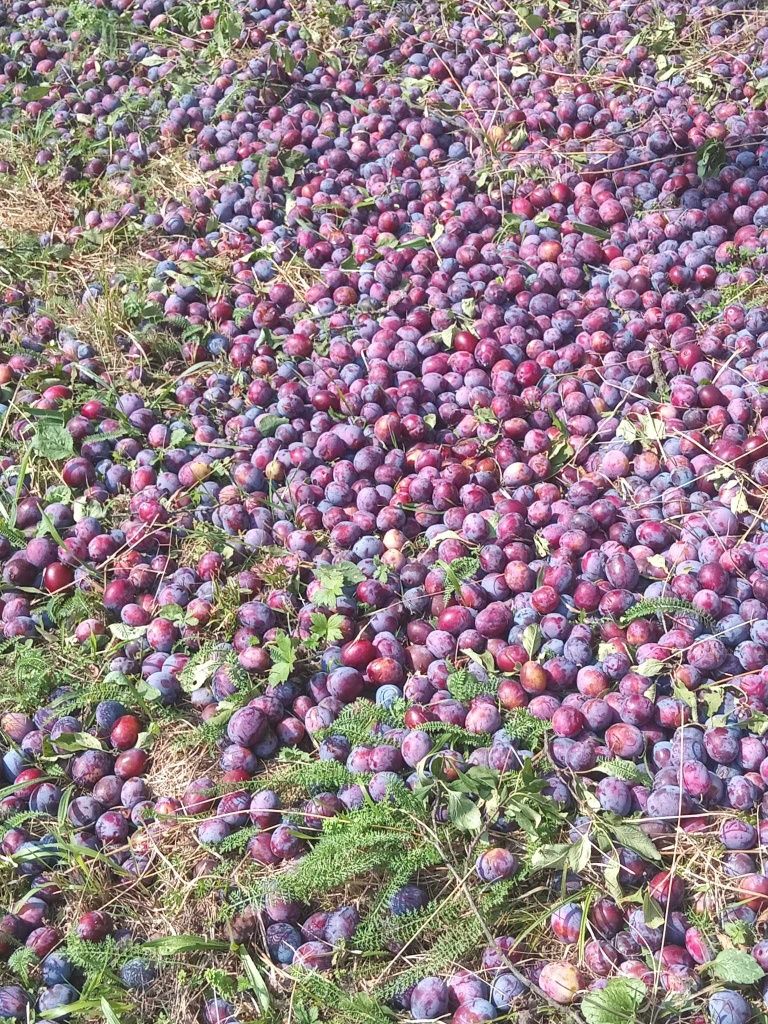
[
  {"left": 0, "top": 641, "right": 52, "bottom": 712},
  {"left": 314, "top": 699, "right": 403, "bottom": 747},
  {"left": 216, "top": 825, "right": 260, "bottom": 854},
  {"left": 292, "top": 975, "right": 394, "bottom": 1024},
  {"left": 436, "top": 556, "right": 479, "bottom": 599},
  {"left": 0, "top": 809, "right": 47, "bottom": 840},
  {"left": 7, "top": 947, "right": 39, "bottom": 986},
  {"left": 419, "top": 720, "right": 490, "bottom": 751},
  {"left": 445, "top": 665, "right": 498, "bottom": 702},
  {"left": 263, "top": 755, "right": 356, "bottom": 800},
  {"left": 354, "top": 843, "right": 444, "bottom": 953},
  {"left": 504, "top": 707, "right": 551, "bottom": 750},
  {"left": 231, "top": 785, "right": 430, "bottom": 910},
  {"left": 375, "top": 901, "right": 486, "bottom": 999},
  {"left": 618, "top": 597, "right": 714, "bottom": 629},
  {"left": 596, "top": 758, "right": 652, "bottom": 784},
  {"left": 66, "top": 935, "right": 153, "bottom": 974}
]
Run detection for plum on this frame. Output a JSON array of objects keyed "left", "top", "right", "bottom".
[
  {"left": 410, "top": 977, "right": 450, "bottom": 1020},
  {"left": 538, "top": 962, "right": 585, "bottom": 1004}
]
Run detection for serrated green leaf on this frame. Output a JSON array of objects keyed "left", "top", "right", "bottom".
[
  {"left": 530, "top": 843, "right": 571, "bottom": 872},
  {"left": 709, "top": 948, "right": 764, "bottom": 984},
  {"left": 309, "top": 612, "right": 345, "bottom": 647},
  {"left": 313, "top": 561, "right": 365, "bottom": 607},
  {"left": 581, "top": 978, "right": 646, "bottom": 1024},
  {"left": 158, "top": 604, "right": 185, "bottom": 625},
  {"left": 31, "top": 419, "right": 74, "bottom": 461},
  {"left": 267, "top": 631, "right": 299, "bottom": 686}
]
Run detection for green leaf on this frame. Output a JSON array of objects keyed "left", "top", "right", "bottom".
[
  {"left": 309, "top": 612, "right": 345, "bottom": 647},
  {"left": 567, "top": 832, "right": 592, "bottom": 873},
  {"left": 48, "top": 731, "right": 103, "bottom": 753},
  {"left": 180, "top": 657, "right": 219, "bottom": 693},
  {"left": 109, "top": 623, "right": 147, "bottom": 642},
  {"left": 239, "top": 950, "right": 270, "bottom": 1014},
  {"left": 267, "top": 631, "right": 299, "bottom": 686},
  {"left": 142, "top": 935, "right": 231, "bottom": 955},
  {"left": 447, "top": 791, "right": 482, "bottom": 832},
  {"left": 45, "top": 484, "right": 73, "bottom": 505},
  {"left": 521, "top": 624, "right": 541, "bottom": 659},
  {"left": 609, "top": 822, "right": 661, "bottom": 863},
  {"left": 697, "top": 139, "right": 727, "bottom": 179},
  {"left": 159, "top": 603, "right": 185, "bottom": 625},
  {"left": 642, "top": 890, "right": 665, "bottom": 929},
  {"left": 636, "top": 658, "right": 665, "bottom": 677},
  {"left": 437, "top": 556, "right": 479, "bottom": 599},
  {"left": 257, "top": 414, "right": 289, "bottom": 437},
  {"left": 41, "top": 998, "right": 107, "bottom": 1019},
  {"left": 603, "top": 858, "right": 623, "bottom": 900},
  {"left": 101, "top": 998, "right": 122, "bottom": 1024},
  {"left": 581, "top": 978, "right": 646, "bottom": 1024},
  {"left": 31, "top": 419, "right": 74, "bottom": 461},
  {"left": 709, "top": 949, "right": 764, "bottom": 984},
  {"left": 134, "top": 678, "right": 163, "bottom": 702},
  {"left": 211, "top": 5, "right": 243, "bottom": 53},
  {"left": 596, "top": 759, "right": 651, "bottom": 785},
  {"left": 616, "top": 419, "right": 638, "bottom": 445},
  {"left": 722, "top": 920, "right": 751, "bottom": 947},
  {"left": 744, "top": 710, "right": 768, "bottom": 736},
  {"left": 572, "top": 221, "right": 610, "bottom": 240},
  {"left": 7, "top": 946, "right": 39, "bottom": 986},
  {"left": 530, "top": 843, "right": 571, "bottom": 872},
  {"left": 518, "top": 7, "right": 548, "bottom": 29},
  {"left": 533, "top": 533, "right": 549, "bottom": 557},
  {"left": 313, "top": 561, "right": 365, "bottom": 608}
]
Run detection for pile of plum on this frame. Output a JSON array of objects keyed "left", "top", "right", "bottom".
[{"left": 3, "top": 0, "right": 768, "bottom": 1020}]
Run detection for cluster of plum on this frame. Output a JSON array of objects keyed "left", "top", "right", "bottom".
[
  {"left": 0, "top": 700, "right": 163, "bottom": 1018},
  {"left": 2, "top": 0, "right": 768, "bottom": 1020}
]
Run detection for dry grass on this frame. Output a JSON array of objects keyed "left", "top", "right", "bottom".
[
  {"left": 145, "top": 720, "right": 219, "bottom": 801},
  {"left": 135, "top": 145, "right": 219, "bottom": 208},
  {"left": 0, "top": 160, "right": 77, "bottom": 238}
]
